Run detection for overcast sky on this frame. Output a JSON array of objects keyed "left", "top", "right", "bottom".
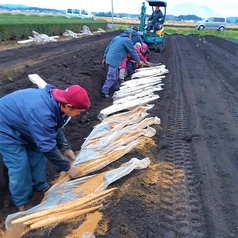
[{"left": 1, "top": 0, "right": 237, "bottom": 17}]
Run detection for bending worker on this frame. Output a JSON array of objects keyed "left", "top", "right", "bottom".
[
  {"left": 0, "top": 84, "right": 90, "bottom": 211},
  {"left": 101, "top": 28, "right": 141, "bottom": 98}
]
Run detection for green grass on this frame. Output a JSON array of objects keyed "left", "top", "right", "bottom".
[
  {"left": 0, "top": 13, "right": 108, "bottom": 41},
  {"left": 165, "top": 27, "right": 238, "bottom": 41}
]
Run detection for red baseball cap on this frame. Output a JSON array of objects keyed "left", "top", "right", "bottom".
[{"left": 52, "top": 85, "right": 90, "bottom": 110}]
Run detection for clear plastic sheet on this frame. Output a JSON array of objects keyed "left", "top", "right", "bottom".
[{"left": 6, "top": 157, "right": 150, "bottom": 231}]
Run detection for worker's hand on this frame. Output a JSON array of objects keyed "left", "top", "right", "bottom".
[
  {"left": 102, "top": 59, "right": 106, "bottom": 66},
  {"left": 63, "top": 149, "right": 76, "bottom": 162},
  {"left": 138, "top": 61, "right": 146, "bottom": 68},
  {"left": 66, "top": 165, "right": 79, "bottom": 178}
]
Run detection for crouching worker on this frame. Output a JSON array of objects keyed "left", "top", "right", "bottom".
[
  {"left": 141, "top": 43, "right": 149, "bottom": 60},
  {"left": 127, "top": 42, "right": 148, "bottom": 76},
  {"left": 0, "top": 84, "right": 90, "bottom": 211},
  {"left": 118, "top": 57, "right": 128, "bottom": 84}
]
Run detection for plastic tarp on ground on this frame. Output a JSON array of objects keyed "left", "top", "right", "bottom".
[
  {"left": 98, "top": 65, "right": 169, "bottom": 120},
  {"left": 6, "top": 157, "right": 150, "bottom": 233}
]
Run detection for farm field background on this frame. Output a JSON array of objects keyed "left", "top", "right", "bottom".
[{"left": 0, "top": 28, "right": 238, "bottom": 238}]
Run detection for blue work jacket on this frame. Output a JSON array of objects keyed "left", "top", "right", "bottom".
[
  {"left": 131, "top": 31, "right": 143, "bottom": 45},
  {"left": 0, "top": 84, "right": 71, "bottom": 171},
  {"left": 148, "top": 10, "right": 164, "bottom": 24},
  {"left": 103, "top": 33, "right": 140, "bottom": 68}
]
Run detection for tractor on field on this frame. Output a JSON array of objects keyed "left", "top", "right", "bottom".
[{"left": 139, "top": 0, "right": 167, "bottom": 53}]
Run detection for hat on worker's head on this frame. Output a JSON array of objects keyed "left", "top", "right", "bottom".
[
  {"left": 132, "top": 26, "right": 138, "bottom": 31},
  {"left": 142, "top": 42, "right": 148, "bottom": 49},
  {"left": 124, "top": 28, "right": 133, "bottom": 35},
  {"left": 135, "top": 42, "right": 142, "bottom": 48},
  {"left": 52, "top": 85, "right": 90, "bottom": 110}
]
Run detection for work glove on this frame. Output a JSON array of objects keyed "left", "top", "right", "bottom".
[
  {"left": 139, "top": 61, "right": 147, "bottom": 68},
  {"left": 102, "top": 59, "right": 106, "bottom": 67},
  {"left": 66, "top": 165, "right": 79, "bottom": 178},
  {"left": 63, "top": 149, "right": 76, "bottom": 163}
]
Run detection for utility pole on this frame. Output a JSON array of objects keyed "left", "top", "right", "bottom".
[{"left": 111, "top": 0, "right": 114, "bottom": 29}]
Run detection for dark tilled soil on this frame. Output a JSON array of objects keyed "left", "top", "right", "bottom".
[{"left": 0, "top": 32, "right": 238, "bottom": 238}]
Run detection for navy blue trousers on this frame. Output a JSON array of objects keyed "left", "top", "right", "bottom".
[{"left": 0, "top": 144, "right": 47, "bottom": 206}]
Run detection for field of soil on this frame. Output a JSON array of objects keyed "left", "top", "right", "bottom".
[{"left": 0, "top": 31, "right": 238, "bottom": 238}]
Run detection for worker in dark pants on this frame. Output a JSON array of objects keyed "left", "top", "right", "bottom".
[{"left": 101, "top": 28, "right": 141, "bottom": 98}]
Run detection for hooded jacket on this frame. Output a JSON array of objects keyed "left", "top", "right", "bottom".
[
  {"left": 103, "top": 33, "right": 140, "bottom": 68},
  {"left": 131, "top": 30, "right": 143, "bottom": 45}
]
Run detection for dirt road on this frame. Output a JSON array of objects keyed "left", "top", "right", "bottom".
[{"left": 0, "top": 32, "right": 238, "bottom": 238}]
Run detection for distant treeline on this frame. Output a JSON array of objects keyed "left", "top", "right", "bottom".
[
  {"left": 94, "top": 12, "right": 202, "bottom": 21},
  {"left": 226, "top": 17, "right": 238, "bottom": 24}
]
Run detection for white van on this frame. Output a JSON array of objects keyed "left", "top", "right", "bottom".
[
  {"left": 66, "top": 9, "right": 94, "bottom": 19},
  {"left": 196, "top": 17, "right": 226, "bottom": 31}
]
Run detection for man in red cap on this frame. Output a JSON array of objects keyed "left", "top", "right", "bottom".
[{"left": 0, "top": 84, "right": 90, "bottom": 211}]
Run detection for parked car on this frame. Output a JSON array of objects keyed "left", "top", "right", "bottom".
[
  {"left": 65, "top": 9, "right": 94, "bottom": 19},
  {"left": 196, "top": 17, "right": 226, "bottom": 31}
]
